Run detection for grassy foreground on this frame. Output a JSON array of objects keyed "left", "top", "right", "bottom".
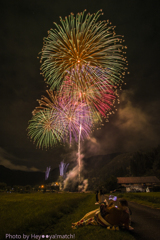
[
  {"left": 116, "top": 192, "right": 160, "bottom": 209},
  {"left": 0, "top": 192, "right": 135, "bottom": 240}
]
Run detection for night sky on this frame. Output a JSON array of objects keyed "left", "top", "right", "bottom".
[{"left": 1, "top": 0, "right": 160, "bottom": 172}]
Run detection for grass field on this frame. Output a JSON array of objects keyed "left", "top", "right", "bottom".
[
  {"left": 0, "top": 192, "right": 135, "bottom": 240},
  {"left": 116, "top": 192, "right": 160, "bottom": 209}
]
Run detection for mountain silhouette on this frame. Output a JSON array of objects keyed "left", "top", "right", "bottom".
[{"left": 0, "top": 165, "right": 44, "bottom": 186}]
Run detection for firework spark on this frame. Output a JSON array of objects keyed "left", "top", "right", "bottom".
[
  {"left": 60, "top": 77, "right": 117, "bottom": 122},
  {"left": 28, "top": 9, "right": 128, "bottom": 153},
  {"left": 40, "top": 10, "right": 128, "bottom": 90},
  {"left": 28, "top": 90, "right": 93, "bottom": 148},
  {"left": 28, "top": 109, "right": 63, "bottom": 149},
  {"left": 59, "top": 160, "right": 69, "bottom": 179}
]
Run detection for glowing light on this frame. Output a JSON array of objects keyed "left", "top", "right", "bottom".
[
  {"left": 59, "top": 160, "right": 69, "bottom": 179},
  {"left": 109, "top": 195, "right": 117, "bottom": 201},
  {"left": 45, "top": 166, "right": 51, "bottom": 180},
  {"left": 77, "top": 124, "right": 82, "bottom": 183}
]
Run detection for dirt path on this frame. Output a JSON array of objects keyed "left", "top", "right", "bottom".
[{"left": 129, "top": 201, "right": 160, "bottom": 240}]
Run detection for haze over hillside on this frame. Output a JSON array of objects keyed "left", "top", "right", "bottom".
[
  {"left": 0, "top": 146, "right": 160, "bottom": 187},
  {"left": 0, "top": 165, "right": 44, "bottom": 187}
]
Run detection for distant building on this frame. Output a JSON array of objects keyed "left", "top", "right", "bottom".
[{"left": 117, "top": 176, "right": 160, "bottom": 192}]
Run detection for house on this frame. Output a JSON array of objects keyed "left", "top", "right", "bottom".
[{"left": 117, "top": 176, "right": 160, "bottom": 192}]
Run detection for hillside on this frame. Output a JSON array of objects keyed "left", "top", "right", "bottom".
[
  {"left": 83, "top": 152, "right": 132, "bottom": 179},
  {"left": 0, "top": 146, "right": 160, "bottom": 188},
  {"left": 0, "top": 165, "right": 44, "bottom": 187}
]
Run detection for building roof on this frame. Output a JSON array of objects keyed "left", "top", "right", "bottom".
[{"left": 117, "top": 176, "right": 160, "bottom": 184}]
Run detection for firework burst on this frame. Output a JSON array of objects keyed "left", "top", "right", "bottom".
[
  {"left": 40, "top": 9, "right": 128, "bottom": 90},
  {"left": 28, "top": 90, "right": 93, "bottom": 148},
  {"left": 28, "top": 9, "right": 128, "bottom": 151},
  {"left": 60, "top": 77, "right": 117, "bottom": 121},
  {"left": 28, "top": 109, "right": 63, "bottom": 149}
]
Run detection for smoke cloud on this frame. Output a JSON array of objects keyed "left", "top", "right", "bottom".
[
  {"left": 81, "top": 89, "right": 160, "bottom": 156},
  {"left": 0, "top": 147, "right": 40, "bottom": 171},
  {"left": 63, "top": 152, "right": 88, "bottom": 191}
]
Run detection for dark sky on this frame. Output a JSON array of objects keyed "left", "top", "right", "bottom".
[{"left": 0, "top": 0, "right": 160, "bottom": 172}]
